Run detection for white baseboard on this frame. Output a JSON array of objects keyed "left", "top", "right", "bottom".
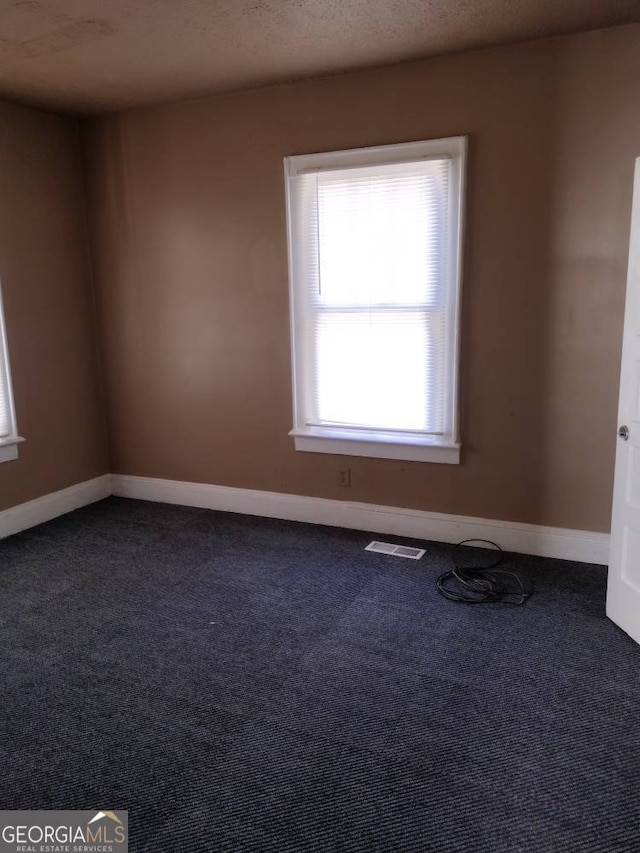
[
  {"left": 0, "top": 474, "right": 112, "bottom": 540},
  {"left": 0, "top": 472, "right": 609, "bottom": 564},
  {"left": 111, "top": 474, "right": 610, "bottom": 565}
]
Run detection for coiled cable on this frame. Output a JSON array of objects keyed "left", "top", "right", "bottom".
[{"left": 436, "top": 539, "right": 532, "bottom": 605}]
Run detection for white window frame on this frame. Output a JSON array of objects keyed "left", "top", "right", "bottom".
[
  {"left": 0, "top": 282, "right": 22, "bottom": 463},
  {"left": 284, "top": 136, "right": 467, "bottom": 464}
]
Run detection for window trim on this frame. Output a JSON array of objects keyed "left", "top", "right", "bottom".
[
  {"left": 0, "top": 282, "right": 22, "bottom": 463},
  {"left": 284, "top": 136, "right": 467, "bottom": 464},
  {"left": 290, "top": 427, "right": 460, "bottom": 464}
]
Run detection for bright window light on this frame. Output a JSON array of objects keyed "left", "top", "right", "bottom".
[
  {"left": 0, "top": 282, "right": 21, "bottom": 463},
  {"left": 285, "top": 137, "right": 466, "bottom": 464}
]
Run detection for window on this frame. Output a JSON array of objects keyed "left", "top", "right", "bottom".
[
  {"left": 0, "top": 283, "right": 21, "bottom": 463},
  {"left": 284, "top": 136, "right": 466, "bottom": 464}
]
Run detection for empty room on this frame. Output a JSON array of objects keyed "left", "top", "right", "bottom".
[{"left": 1, "top": 1, "right": 640, "bottom": 851}]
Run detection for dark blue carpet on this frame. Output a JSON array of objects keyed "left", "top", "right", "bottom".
[{"left": 1, "top": 497, "right": 638, "bottom": 851}]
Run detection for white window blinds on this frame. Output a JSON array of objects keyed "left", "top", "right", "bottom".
[
  {"left": 285, "top": 138, "right": 465, "bottom": 463},
  {"left": 0, "top": 361, "right": 10, "bottom": 438},
  {"left": 0, "top": 284, "right": 17, "bottom": 441}
]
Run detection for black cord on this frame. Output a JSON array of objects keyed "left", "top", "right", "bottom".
[{"left": 436, "top": 539, "right": 532, "bottom": 605}]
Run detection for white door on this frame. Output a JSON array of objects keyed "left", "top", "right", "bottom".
[{"left": 607, "top": 157, "right": 640, "bottom": 645}]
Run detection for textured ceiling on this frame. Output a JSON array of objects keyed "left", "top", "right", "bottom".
[{"left": 0, "top": 0, "right": 639, "bottom": 114}]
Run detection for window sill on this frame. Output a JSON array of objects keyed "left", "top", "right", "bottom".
[
  {"left": 290, "top": 428, "right": 460, "bottom": 464},
  {"left": 0, "top": 436, "right": 25, "bottom": 463}
]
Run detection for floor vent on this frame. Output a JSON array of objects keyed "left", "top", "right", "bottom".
[{"left": 365, "top": 541, "right": 425, "bottom": 560}]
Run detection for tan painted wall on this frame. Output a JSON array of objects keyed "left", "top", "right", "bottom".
[
  {"left": 84, "top": 24, "right": 640, "bottom": 532},
  {"left": 0, "top": 101, "right": 108, "bottom": 511}
]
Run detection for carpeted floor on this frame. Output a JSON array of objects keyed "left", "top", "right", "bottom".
[{"left": 1, "top": 497, "right": 639, "bottom": 852}]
